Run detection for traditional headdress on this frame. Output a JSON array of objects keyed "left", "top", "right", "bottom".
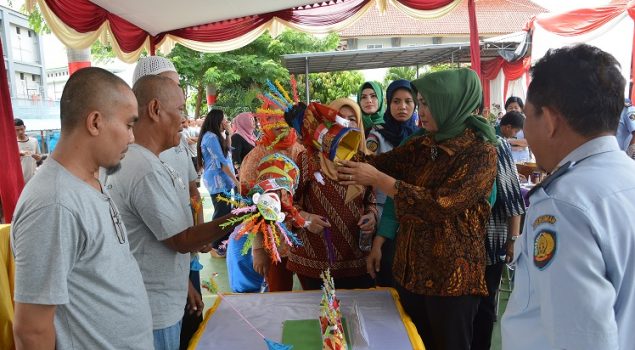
[
  {"left": 302, "top": 102, "right": 362, "bottom": 163},
  {"left": 219, "top": 153, "right": 304, "bottom": 263},
  {"left": 254, "top": 77, "right": 302, "bottom": 150}
]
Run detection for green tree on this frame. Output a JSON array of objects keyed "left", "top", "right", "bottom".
[
  {"left": 169, "top": 31, "right": 346, "bottom": 118},
  {"left": 383, "top": 66, "right": 418, "bottom": 86},
  {"left": 303, "top": 71, "right": 364, "bottom": 103}
]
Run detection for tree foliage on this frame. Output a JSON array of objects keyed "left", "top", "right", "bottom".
[
  {"left": 170, "top": 31, "right": 357, "bottom": 118},
  {"left": 303, "top": 71, "right": 364, "bottom": 103},
  {"left": 383, "top": 66, "right": 418, "bottom": 87}
]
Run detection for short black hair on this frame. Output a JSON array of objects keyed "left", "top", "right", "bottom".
[
  {"left": 60, "top": 67, "right": 129, "bottom": 131},
  {"left": 505, "top": 96, "right": 524, "bottom": 111},
  {"left": 14, "top": 118, "right": 24, "bottom": 127},
  {"left": 500, "top": 111, "right": 524, "bottom": 129},
  {"left": 527, "top": 44, "right": 624, "bottom": 137}
]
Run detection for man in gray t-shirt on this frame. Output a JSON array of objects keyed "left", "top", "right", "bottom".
[
  {"left": 108, "top": 143, "right": 193, "bottom": 330},
  {"left": 108, "top": 74, "right": 238, "bottom": 349},
  {"left": 11, "top": 67, "right": 153, "bottom": 349}
]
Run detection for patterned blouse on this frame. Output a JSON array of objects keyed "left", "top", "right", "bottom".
[
  {"left": 369, "top": 129, "right": 497, "bottom": 296},
  {"left": 287, "top": 150, "right": 378, "bottom": 279},
  {"left": 486, "top": 137, "right": 526, "bottom": 265},
  {"left": 201, "top": 132, "right": 234, "bottom": 195}
]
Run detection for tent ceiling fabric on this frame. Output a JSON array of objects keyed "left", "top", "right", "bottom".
[
  {"left": 283, "top": 40, "right": 518, "bottom": 74},
  {"left": 28, "top": 0, "right": 465, "bottom": 62},
  {"left": 89, "top": 0, "right": 321, "bottom": 36}
]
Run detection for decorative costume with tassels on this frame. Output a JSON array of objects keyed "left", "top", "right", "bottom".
[{"left": 219, "top": 153, "right": 304, "bottom": 263}]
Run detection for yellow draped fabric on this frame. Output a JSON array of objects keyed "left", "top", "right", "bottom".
[
  {"left": 0, "top": 224, "right": 15, "bottom": 350},
  {"left": 29, "top": 0, "right": 458, "bottom": 63}
]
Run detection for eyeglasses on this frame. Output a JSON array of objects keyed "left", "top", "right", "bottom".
[{"left": 107, "top": 197, "right": 127, "bottom": 244}]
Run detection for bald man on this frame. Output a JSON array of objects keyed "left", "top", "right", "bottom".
[
  {"left": 11, "top": 67, "right": 153, "bottom": 349},
  {"left": 105, "top": 75, "right": 235, "bottom": 350}
]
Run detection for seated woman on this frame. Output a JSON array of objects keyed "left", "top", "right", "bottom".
[
  {"left": 337, "top": 68, "right": 498, "bottom": 350},
  {"left": 286, "top": 100, "right": 377, "bottom": 291}
]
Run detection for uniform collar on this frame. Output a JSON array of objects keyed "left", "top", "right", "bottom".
[
  {"left": 528, "top": 136, "right": 619, "bottom": 198},
  {"left": 557, "top": 136, "right": 620, "bottom": 168}
]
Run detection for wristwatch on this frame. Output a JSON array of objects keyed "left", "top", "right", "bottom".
[{"left": 510, "top": 235, "right": 519, "bottom": 241}]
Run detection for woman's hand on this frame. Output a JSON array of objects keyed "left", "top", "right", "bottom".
[
  {"left": 357, "top": 213, "right": 376, "bottom": 234},
  {"left": 304, "top": 213, "right": 331, "bottom": 234},
  {"left": 252, "top": 248, "right": 270, "bottom": 276},
  {"left": 336, "top": 160, "right": 379, "bottom": 187},
  {"left": 366, "top": 235, "right": 386, "bottom": 278}
]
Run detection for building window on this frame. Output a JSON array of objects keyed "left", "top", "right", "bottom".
[
  {"left": 366, "top": 44, "right": 383, "bottom": 49},
  {"left": 28, "top": 30, "right": 32, "bottom": 38},
  {"left": 16, "top": 27, "right": 21, "bottom": 35},
  {"left": 20, "top": 73, "right": 24, "bottom": 80},
  {"left": 32, "top": 75, "right": 37, "bottom": 81}
]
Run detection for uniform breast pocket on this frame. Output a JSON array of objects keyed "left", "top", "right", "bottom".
[{"left": 507, "top": 240, "right": 531, "bottom": 312}]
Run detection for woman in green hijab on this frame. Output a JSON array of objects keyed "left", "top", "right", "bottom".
[
  {"left": 338, "top": 68, "right": 498, "bottom": 350},
  {"left": 357, "top": 81, "right": 386, "bottom": 136}
]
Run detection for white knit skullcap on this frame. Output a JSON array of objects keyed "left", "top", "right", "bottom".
[{"left": 132, "top": 56, "right": 177, "bottom": 85}]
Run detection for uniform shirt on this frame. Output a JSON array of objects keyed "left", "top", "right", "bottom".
[
  {"left": 366, "top": 128, "right": 395, "bottom": 219},
  {"left": 12, "top": 159, "right": 153, "bottom": 349},
  {"left": 106, "top": 144, "right": 192, "bottom": 329},
  {"left": 502, "top": 136, "right": 635, "bottom": 350},
  {"left": 615, "top": 105, "right": 635, "bottom": 151},
  {"left": 17, "top": 137, "right": 39, "bottom": 183}
]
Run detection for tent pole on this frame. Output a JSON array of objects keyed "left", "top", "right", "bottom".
[{"left": 305, "top": 57, "right": 310, "bottom": 103}]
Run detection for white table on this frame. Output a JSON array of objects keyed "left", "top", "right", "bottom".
[{"left": 189, "top": 288, "right": 424, "bottom": 349}]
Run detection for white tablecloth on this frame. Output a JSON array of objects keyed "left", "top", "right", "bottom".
[{"left": 190, "top": 288, "right": 423, "bottom": 350}]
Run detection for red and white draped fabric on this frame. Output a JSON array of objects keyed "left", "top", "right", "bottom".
[
  {"left": 530, "top": 1, "right": 635, "bottom": 99},
  {"left": 481, "top": 57, "right": 530, "bottom": 114},
  {"left": 28, "top": 0, "right": 474, "bottom": 63},
  {"left": 0, "top": 38, "right": 25, "bottom": 223}
]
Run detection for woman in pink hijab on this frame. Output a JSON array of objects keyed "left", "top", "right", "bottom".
[{"left": 231, "top": 112, "right": 257, "bottom": 168}]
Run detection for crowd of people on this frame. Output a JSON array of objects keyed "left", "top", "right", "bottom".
[{"left": 8, "top": 43, "right": 635, "bottom": 350}]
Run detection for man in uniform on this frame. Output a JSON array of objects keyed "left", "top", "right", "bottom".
[{"left": 502, "top": 44, "right": 635, "bottom": 349}]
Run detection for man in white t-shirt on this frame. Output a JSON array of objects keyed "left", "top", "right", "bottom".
[
  {"left": 185, "top": 118, "right": 200, "bottom": 169},
  {"left": 14, "top": 118, "right": 41, "bottom": 183}
]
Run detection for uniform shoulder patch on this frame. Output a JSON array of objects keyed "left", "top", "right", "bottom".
[
  {"left": 628, "top": 112, "right": 635, "bottom": 121},
  {"left": 366, "top": 139, "right": 379, "bottom": 153},
  {"left": 532, "top": 215, "right": 557, "bottom": 229},
  {"left": 534, "top": 230, "right": 557, "bottom": 270}
]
